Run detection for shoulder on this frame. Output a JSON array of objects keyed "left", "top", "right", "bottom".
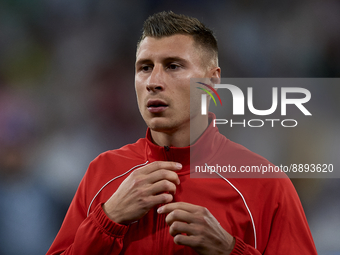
[
  {"left": 97, "top": 138, "right": 146, "bottom": 160},
  {"left": 215, "top": 134, "right": 275, "bottom": 170},
  {"left": 86, "top": 138, "right": 148, "bottom": 177},
  {"left": 224, "top": 137, "right": 269, "bottom": 163},
  {"left": 214, "top": 134, "right": 293, "bottom": 191},
  {"left": 78, "top": 138, "right": 149, "bottom": 206}
]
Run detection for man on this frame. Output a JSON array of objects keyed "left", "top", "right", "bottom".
[{"left": 47, "top": 11, "right": 317, "bottom": 254}]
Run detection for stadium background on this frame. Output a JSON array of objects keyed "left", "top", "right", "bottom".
[{"left": 0, "top": 0, "right": 339, "bottom": 254}]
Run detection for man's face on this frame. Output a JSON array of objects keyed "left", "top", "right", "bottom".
[{"left": 135, "top": 34, "right": 217, "bottom": 134}]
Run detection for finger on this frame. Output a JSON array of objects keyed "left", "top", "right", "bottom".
[
  {"left": 173, "top": 234, "right": 201, "bottom": 248},
  {"left": 165, "top": 209, "right": 195, "bottom": 226},
  {"left": 140, "top": 161, "right": 182, "bottom": 175},
  {"left": 148, "top": 180, "right": 177, "bottom": 195},
  {"left": 169, "top": 221, "right": 195, "bottom": 237},
  {"left": 149, "top": 192, "right": 174, "bottom": 206},
  {"left": 158, "top": 202, "right": 201, "bottom": 214},
  {"left": 148, "top": 169, "right": 180, "bottom": 185}
]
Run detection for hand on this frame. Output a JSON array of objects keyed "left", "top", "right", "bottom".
[
  {"left": 103, "top": 161, "right": 181, "bottom": 225},
  {"left": 158, "top": 202, "right": 235, "bottom": 255}
]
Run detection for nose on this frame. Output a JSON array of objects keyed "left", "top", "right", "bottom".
[{"left": 146, "top": 64, "right": 164, "bottom": 92}]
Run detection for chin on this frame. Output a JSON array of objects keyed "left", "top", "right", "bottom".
[{"left": 147, "top": 118, "right": 179, "bottom": 133}]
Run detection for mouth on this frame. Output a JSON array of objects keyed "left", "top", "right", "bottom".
[{"left": 147, "top": 99, "right": 169, "bottom": 113}]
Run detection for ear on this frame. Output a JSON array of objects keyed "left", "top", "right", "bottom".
[{"left": 209, "top": 67, "right": 221, "bottom": 87}]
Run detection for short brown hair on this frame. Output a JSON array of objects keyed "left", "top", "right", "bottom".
[{"left": 137, "top": 11, "right": 218, "bottom": 67}]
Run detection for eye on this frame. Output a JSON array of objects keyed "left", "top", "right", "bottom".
[
  {"left": 141, "top": 65, "right": 152, "bottom": 72},
  {"left": 167, "top": 63, "right": 180, "bottom": 70}
]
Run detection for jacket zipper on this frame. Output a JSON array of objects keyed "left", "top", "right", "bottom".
[
  {"left": 157, "top": 145, "right": 172, "bottom": 253},
  {"left": 163, "top": 146, "right": 171, "bottom": 161}
]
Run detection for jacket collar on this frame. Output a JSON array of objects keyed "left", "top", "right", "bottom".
[{"left": 144, "top": 112, "right": 224, "bottom": 175}]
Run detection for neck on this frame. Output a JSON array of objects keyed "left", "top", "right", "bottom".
[{"left": 150, "top": 115, "right": 209, "bottom": 148}]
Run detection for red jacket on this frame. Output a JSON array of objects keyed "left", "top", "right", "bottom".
[{"left": 47, "top": 115, "right": 317, "bottom": 254}]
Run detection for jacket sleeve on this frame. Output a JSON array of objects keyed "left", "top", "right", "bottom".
[
  {"left": 260, "top": 178, "right": 317, "bottom": 254},
  {"left": 230, "top": 237, "right": 261, "bottom": 255},
  {"left": 230, "top": 178, "right": 317, "bottom": 255},
  {"left": 46, "top": 173, "right": 129, "bottom": 255}
]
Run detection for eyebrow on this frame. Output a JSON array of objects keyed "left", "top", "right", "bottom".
[{"left": 135, "top": 56, "right": 189, "bottom": 66}]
